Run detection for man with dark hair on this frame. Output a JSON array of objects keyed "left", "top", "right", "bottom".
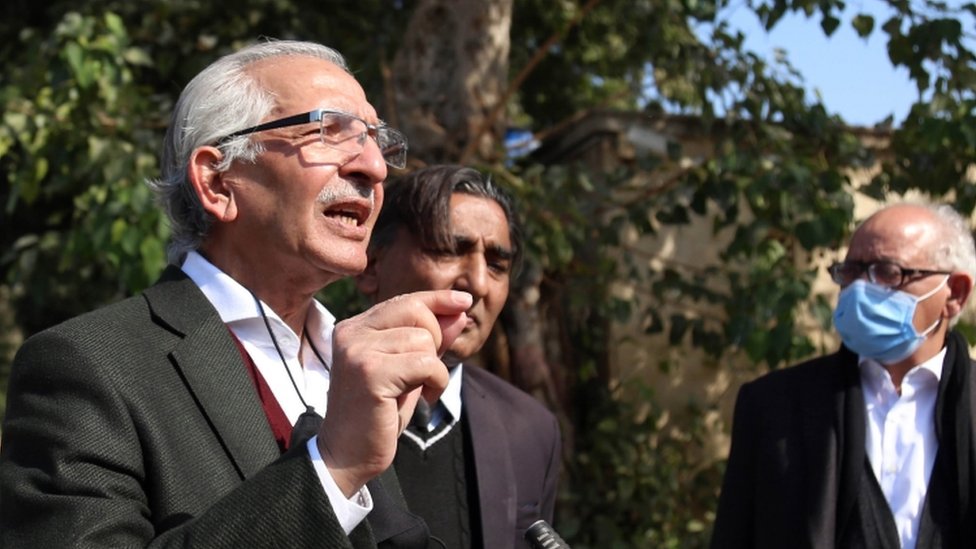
[
  {"left": 712, "top": 203, "right": 976, "bottom": 548},
  {"left": 0, "top": 40, "right": 466, "bottom": 548},
  {"left": 357, "top": 164, "right": 562, "bottom": 549}
]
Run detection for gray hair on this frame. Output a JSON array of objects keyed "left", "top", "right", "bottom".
[
  {"left": 925, "top": 203, "right": 976, "bottom": 324},
  {"left": 147, "top": 40, "right": 349, "bottom": 263}
]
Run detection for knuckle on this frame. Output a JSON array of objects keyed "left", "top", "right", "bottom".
[{"left": 405, "top": 327, "right": 437, "bottom": 353}]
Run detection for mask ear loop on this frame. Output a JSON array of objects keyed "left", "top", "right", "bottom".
[{"left": 913, "top": 275, "right": 951, "bottom": 337}]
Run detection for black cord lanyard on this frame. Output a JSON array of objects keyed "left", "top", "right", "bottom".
[
  {"left": 303, "top": 327, "right": 330, "bottom": 373},
  {"left": 248, "top": 290, "right": 324, "bottom": 448}
]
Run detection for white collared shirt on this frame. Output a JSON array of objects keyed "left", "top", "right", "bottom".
[
  {"left": 427, "top": 363, "right": 463, "bottom": 431},
  {"left": 860, "top": 348, "right": 945, "bottom": 549},
  {"left": 181, "top": 251, "right": 370, "bottom": 532}
]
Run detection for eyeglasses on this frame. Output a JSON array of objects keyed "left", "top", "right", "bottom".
[
  {"left": 827, "top": 260, "right": 952, "bottom": 288},
  {"left": 217, "top": 109, "right": 408, "bottom": 169}
]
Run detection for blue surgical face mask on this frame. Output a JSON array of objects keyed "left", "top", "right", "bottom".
[{"left": 832, "top": 277, "right": 948, "bottom": 364}]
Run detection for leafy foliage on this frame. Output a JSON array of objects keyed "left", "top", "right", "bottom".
[
  {"left": 1, "top": 12, "right": 167, "bottom": 333},
  {"left": 556, "top": 380, "right": 723, "bottom": 548}
]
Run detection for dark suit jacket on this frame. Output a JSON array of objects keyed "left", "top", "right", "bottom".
[
  {"left": 397, "top": 364, "right": 562, "bottom": 548},
  {"left": 0, "top": 267, "right": 425, "bottom": 549},
  {"left": 710, "top": 346, "right": 976, "bottom": 549}
]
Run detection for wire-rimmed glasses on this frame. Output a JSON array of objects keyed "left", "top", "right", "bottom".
[{"left": 217, "top": 108, "right": 408, "bottom": 169}]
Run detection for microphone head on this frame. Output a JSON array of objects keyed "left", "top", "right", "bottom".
[{"left": 524, "top": 519, "right": 571, "bottom": 548}]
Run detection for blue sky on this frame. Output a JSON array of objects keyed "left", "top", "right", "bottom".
[{"left": 719, "top": 3, "right": 920, "bottom": 128}]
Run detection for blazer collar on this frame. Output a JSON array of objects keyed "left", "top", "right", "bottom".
[{"left": 143, "top": 266, "right": 279, "bottom": 478}]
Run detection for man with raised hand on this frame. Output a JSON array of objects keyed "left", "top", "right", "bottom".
[{"left": 0, "top": 40, "right": 461, "bottom": 549}]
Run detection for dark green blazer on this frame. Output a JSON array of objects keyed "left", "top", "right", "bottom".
[{"left": 0, "top": 266, "right": 426, "bottom": 548}]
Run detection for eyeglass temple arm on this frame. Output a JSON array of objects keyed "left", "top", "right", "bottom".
[{"left": 224, "top": 110, "right": 321, "bottom": 140}]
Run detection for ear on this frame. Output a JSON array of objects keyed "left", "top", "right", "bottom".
[
  {"left": 188, "top": 146, "right": 238, "bottom": 222},
  {"left": 355, "top": 247, "right": 383, "bottom": 298},
  {"left": 945, "top": 272, "right": 974, "bottom": 318}
]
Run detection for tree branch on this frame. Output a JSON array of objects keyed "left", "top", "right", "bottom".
[{"left": 459, "top": 0, "right": 602, "bottom": 164}]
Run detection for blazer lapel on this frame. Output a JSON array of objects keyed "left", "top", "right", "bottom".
[
  {"left": 143, "top": 267, "right": 279, "bottom": 479},
  {"left": 799, "top": 350, "right": 862, "bottom": 547},
  {"left": 463, "top": 369, "right": 516, "bottom": 549}
]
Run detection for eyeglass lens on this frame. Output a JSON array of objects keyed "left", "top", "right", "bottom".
[
  {"left": 830, "top": 261, "right": 906, "bottom": 287},
  {"left": 317, "top": 112, "right": 406, "bottom": 169}
]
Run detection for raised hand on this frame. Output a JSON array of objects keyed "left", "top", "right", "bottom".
[{"left": 318, "top": 289, "right": 471, "bottom": 496}]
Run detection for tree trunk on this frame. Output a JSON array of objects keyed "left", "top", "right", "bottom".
[
  {"left": 391, "top": 0, "right": 575, "bottom": 449},
  {"left": 391, "top": 0, "right": 512, "bottom": 164}
]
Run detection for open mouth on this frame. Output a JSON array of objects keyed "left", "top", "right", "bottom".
[{"left": 323, "top": 202, "right": 371, "bottom": 226}]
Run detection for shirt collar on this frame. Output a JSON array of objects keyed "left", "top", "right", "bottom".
[
  {"left": 181, "top": 251, "right": 260, "bottom": 323},
  {"left": 859, "top": 347, "right": 945, "bottom": 395},
  {"left": 180, "top": 250, "right": 336, "bottom": 340},
  {"left": 439, "top": 363, "right": 464, "bottom": 420}
]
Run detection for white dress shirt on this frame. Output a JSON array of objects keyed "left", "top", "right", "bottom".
[
  {"left": 431, "top": 363, "right": 463, "bottom": 429},
  {"left": 860, "top": 348, "right": 945, "bottom": 549},
  {"left": 181, "top": 251, "right": 371, "bottom": 533}
]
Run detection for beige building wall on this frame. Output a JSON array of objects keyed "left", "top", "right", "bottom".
[{"left": 534, "top": 111, "right": 976, "bottom": 463}]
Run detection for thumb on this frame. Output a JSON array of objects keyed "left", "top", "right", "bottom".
[
  {"left": 411, "top": 289, "right": 471, "bottom": 355},
  {"left": 436, "top": 309, "right": 468, "bottom": 356}
]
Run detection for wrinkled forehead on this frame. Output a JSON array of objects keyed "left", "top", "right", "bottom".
[
  {"left": 247, "top": 55, "right": 378, "bottom": 121},
  {"left": 846, "top": 207, "right": 939, "bottom": 265}
]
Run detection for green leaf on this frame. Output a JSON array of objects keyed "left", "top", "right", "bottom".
[
  {"left": 139, "top": 237, "right": 166, "bottom": 280},
  {"left": 110, "top": 218, "right": 128, "bottom": 246},
  {"left": 32, "top": 157, "right": 49, "bottom": 188},
  {"left": 4, "top": 112, "right": 28, "bottom": 134},
  {"left": 63, "top": 42, "right": 92, "bottom": 88},
  {"left": 104, "top": 12, "right": 126, "bottom": 38},
  {"left": 123, "top": 47, "right": 153, "bottom": 66},
  {"left": 820, "top": 15, "right": 841, "bottom": 37},
  {"left": 851, "top": 14, "right": 874, "bottom": 38}
]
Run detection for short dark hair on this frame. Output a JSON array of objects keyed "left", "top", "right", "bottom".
[{"left": 371, "top": 165, "right": 523, "bottom": 272}]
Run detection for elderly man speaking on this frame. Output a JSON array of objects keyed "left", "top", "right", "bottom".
[{"left": 0, "top": 40, "right": 466, "bottom": 549}]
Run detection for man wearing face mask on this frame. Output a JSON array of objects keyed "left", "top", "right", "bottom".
[{"left": 711, "top": 203, "right": 976, "bottom": 549}]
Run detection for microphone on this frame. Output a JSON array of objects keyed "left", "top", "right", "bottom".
[{"left": 524, "top": 519, "right": 571, "bottom": 548}]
